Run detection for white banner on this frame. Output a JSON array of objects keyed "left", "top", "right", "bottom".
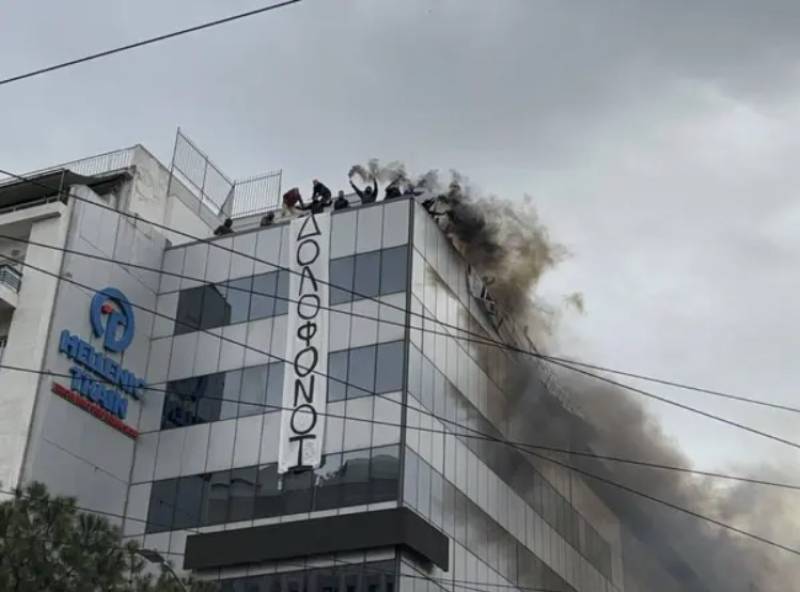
[{"left": 278, "top": 212, "right": 331, "bottom": 473}]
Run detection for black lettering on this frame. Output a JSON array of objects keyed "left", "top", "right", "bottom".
[
  {"left": 299, "top": 265, "right": 319, "bottom": 293},
  {"left": 297, "top": 239, "right": 320, "bottom": 266},
  {"left": 293, "top": 346, "right": 318, "bottom": 377},
  {"left": 289, "top": 433, "right": 317, "bottom": 470},
  {"left": 290, "top": 403, "right": 318, "bottom": 434},
  {"left": 297, "top": 319, "right": 317, "bottom": 344},
  {"left": 297, "top": 213, "right": 322, "bottom": 240},
  {"left": 293, "top": 376, "right": 315, "bottom": 406},
  {"left": 297, "top": 295, "right": 320, "bottom": 321}
]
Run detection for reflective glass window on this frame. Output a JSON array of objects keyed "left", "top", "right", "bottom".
[
  {"left": 201, "top": 284, "right": 231, "bottom": 329},
  {"left": 375, "top": 341, "right": 404, "bottom": 393},
  {"left": 347, "top": 345, "right": 375, "bottom": 399},
  {"left": 282, "top": 469, "right": 314, "bottom": 514},
  {"left": 254, "top": 464, "right": 281, "bottom": 518},
  {"left": 221, "top": 369, "right": 242, "bottom": 420},
  {"left": 173, "top": 474, "right": 207, "bottom": 530},
  {"left": 379, "top": 246, "right": 408, "bottom": 295},
  {"left": 146, "top": 478, "right": 177, "bottom": 533},
  {"left": 275, "top": 270, "right": 291, "bottom": 316},
  {"left": 250, "top": 272, "right": 277, "bottom": 320},
  {"left": 195, "top": 373, "right": 225, "bottom": 423},
  {"left": 175, "top": 286, "right": 204, "bottom": 335},
  {"left": 225, "top": 276, "right": 253, "bottom": 324},
  {"left": 239, "top": 366, "right": 268, "bottom": 417},
  {"left": 353, "top": 251, "right": 380, "bottom": 299},
  {"left": 370, "top": 445, "right": 399, "bottom": 502},
  {"left": 340, "top": 448, "right": 371, "bottom": 506},
  {"left": 205, "top": 470, "right": 231, "bottom": 525},
  {"left": 314, "top": 452, "right": 343, "bottom": 511},
  {"left": 228, "top": 466, "right": 257, "bottom": 522},
  {"left": 327, "top": 350, "right": 349, "bottom": 402},
  {"left": 330, "top": 257, "right": 355, "bottom": 305},
  {"left": 266, "top": 362, "right": 284, "bottom": 411}
]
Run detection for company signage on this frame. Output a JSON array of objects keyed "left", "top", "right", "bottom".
[
  {"left": 278, "top": 213, "right": 331, "bottom": 473},
  {"left": 52, "top": 288, "right": 145, "bottom": 439}
]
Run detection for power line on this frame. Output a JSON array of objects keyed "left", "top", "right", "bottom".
[
  {"left": 2, "top": 227, "right": 798, "bottom": 424},
  {"left": 5, "top": 361, "right": 800, "bottom": 493},
  {"left": 0, "top": 0, "right": 302, "bottom": 87},
  {"left": 7, "top": 231, "right": 800, "bottom": 459},
  {"left": 1, "top": 166, "right": 796, "bottom": 420}
]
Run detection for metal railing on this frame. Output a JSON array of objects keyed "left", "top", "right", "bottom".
[
  {"left": 0, "top": 265, "right": 22, "bottom": 292},
  {"left": 4, "top": 147, "right": 136, "bottom": 182}
]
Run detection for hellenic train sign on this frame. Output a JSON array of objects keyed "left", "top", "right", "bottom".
[
  {"left": 52, "top": 288, "right": 145, "bottom": 439},
  {"left": 278, "top": 213, "right": 331, "bottom": 473}
]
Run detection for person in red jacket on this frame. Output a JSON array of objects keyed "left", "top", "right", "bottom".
[{"left": 282, "top": 187, "right": 304, "bottom": 215}]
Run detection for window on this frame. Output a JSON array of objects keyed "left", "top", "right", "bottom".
[
  {"left": 379, "top": 246, "right": 408, "bottom": 295},
  {"left": 201, "top": 285, "right": 231, "bottom": 330},
  {"left": 340, "top": 449, "right": 371, "bottom": 506},
  {"left": 282, "top": 469, "right": 313, "bottom": 514},
  {"left": 239, "top": 366, "right": 268, "bottom": 417},
  {"left": 327, "top": 351, "right": 349, "bottom": 402},
  {"left": 205, "top": 470, "right": 231, "bottom": 525},
  {"left": 370, "top": 445, "right": 399, "bottom": 502},
  {"left": 314, "top": 452, "right": 343, "bottom": 511},
  {"left": 266, "top": 363, "right": 284, "bottom": 411},
  {"left": 147, "top": 478, "right": 177, "bottom": 533},
  {"left": 225, "top": 276, "right": 253, "bottom": 324},
  {"left": 228, "top": 466, "right": 257, "bottom": 522},
  {"left": 347, "top": 345, "right": 376, "bottom": 399},
  {"left": 251, "top": 273, "right": 277, "bottom": 320},
  {"left": 221, "top": 369, "right": 242, "bottom": 420},
  {"left": 173, "top": 475, "right": 207, "bottom": 530},
  {"left": 353, "top": 251, "right": 380, "bottom": 299},
  {"left": 375, "top": 341, "right": 404, "bottom": 393},
  {"left": 174, "top": 287, "right": 204, "bottom": 335},
  {"left": 330, "top": 257, "right": 355, "bottom": 305},
  {"left": 255, "top": 464, "right": 281, "bottom": 518},
  {"left": 275, "top": 270, "right": 290, "bottom": 316}
]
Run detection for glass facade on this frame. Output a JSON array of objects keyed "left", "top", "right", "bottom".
[
  {"left": 161, "top": 342, "right": 405, "bottom": 429},
  {"left": 330, "top": 246, "right": 408, "bottom": 305},
  {"left": 217, "top": 560, "right": 397, "bottom": 592},
  {"left": 146, "top": 444, "right": 400, "bottom": 533}
]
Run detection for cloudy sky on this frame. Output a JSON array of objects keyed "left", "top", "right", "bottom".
[{"left": 2, "top": 0, "right": 799, "bottom": 477}]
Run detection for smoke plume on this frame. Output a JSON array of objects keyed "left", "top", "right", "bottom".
[{"left": 350, "top": 159, "right": 800, "bottom": 590}]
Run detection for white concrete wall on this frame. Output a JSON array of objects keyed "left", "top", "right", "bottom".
[
  {"left": 20, "top": 186, "right": 167, "bottom": 523},
  {"left": 0, "top": 201, "right": 72, "bottom": 490}
]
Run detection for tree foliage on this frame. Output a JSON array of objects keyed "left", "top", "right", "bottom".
[{"left": 0, "top": 482, "right": 216, "bottom": 592}]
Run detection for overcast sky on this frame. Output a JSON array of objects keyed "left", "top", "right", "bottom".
[{"left": 1, "top": 0, "right": 799, "bottom": 476}]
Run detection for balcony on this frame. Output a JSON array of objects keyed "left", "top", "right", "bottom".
[{"left": 0, "top": 264, "right": 21, "bottom": 310}]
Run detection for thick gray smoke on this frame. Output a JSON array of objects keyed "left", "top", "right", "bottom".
[{"left": 350, "top": 159, "right": 799, "bottom": 591}]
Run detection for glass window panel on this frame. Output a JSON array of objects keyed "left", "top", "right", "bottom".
[
  {"left": 205, "top": 470, "right": 231, "bottom": 525},
  {"left": 282, "top": 470, "right": 314, "bottom": 514},
  {"left": 228, "top": 466, "right": 258, "bottom": 522},
  {"left": 330, "top": 257, "right": 355, "bottom": 305},
  {"left": 407, "top": 345, "right": 422, "bottom": 397},
  {"left": 195, "top": 373, "right": 225, "bottom": 424},
  {"left": 340, "top": 448, "right": 371, "bottom": 506},
  {"left": 266, "top": 362, "right": 285, "bottom": 412},
  {"left": 251, "top": 272, "right": 277, "bottom": 320},
  {"left": 379, "top": 246, "right": 408, "bottom": 295},
  {"left": 417, "top": 458, "right": 431, "bottom": 518},
  {"left": 370, "top": 445, "right": 399, "bottom": 502},
  {"left": 225, "top": 276, "right": 253, "bottom": 324},
  {"left": 421, "top": 358, "right": 435, "bottom": 411},
  {"left": 353, "top": 251, "right": 380, "bottom": 299},
  {"left": 275, "top": 270, "right": 291, "bottom": 316},
  {"left": 254, "top": 464, "right": 282, "bottom": 518},
  {"left": 161, "top": 389, "right": 196, "bottom": 429},
  {"left": 202, "top": 284, "right": 231, "bottom": 330},
  {"left": 281, "top": 571, "right": 305, "bottom": 592},
  {"left": 403, "top": 449, "right": 419, "bottom": 508},
  {"left": 238, "top": 576, "right": 266, "bottom": 592},
  {"left": 375, "top": 341, "right": 404, "bottom": 394},
  {"left": 221, "top": 369, "right": 242, "bottom": 420},
  {"left": 173, "top": 475, "right": 207, "bottom": 530},
  {"left": 146, "top": 478, "right": 177, "bottom": 533},
  {"left": 175, "top": 287, "right": 204, "bottom": 335},
  {"left": 314, "top": 452, "right": 343, "bottom": 511},
  {"left": 240, "top": 365, "right": 268, "bottom": 417},
  {"left": 429, "top": 469, "right": 443, "bottom": 527},
  {"left": 342, "top": 567, "right": 361, "bottom": 592},
  {"left": 347, "top": 346, "right": 376, "bottom": 399},
  {"left": 328, "top": 350, "right": 349, "bottom": 402}
]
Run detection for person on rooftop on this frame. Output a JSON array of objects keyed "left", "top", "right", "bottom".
[
  {"left": 213, "top": 218, "right": 233, "bottom": 236},
  {"left": 349, "top": 173, "right": 378, "bottom": 205},
  {"left": 333, "top": 190, "right": 350, "bottom": 210},
  {"left": 384, "top": 177, "right": 403, "bottom": 200},
  {"left": 311, "top": 179, "right": 333, "bottom": 205},
  {"left": 282, "top": 187, "right": 304, "bottom": 215},
  {"left": 259, "top": 211, "right": 275, "bottom": 227},
  {"left": 300, "top": 193, "right": 329, "bottom": 215}
]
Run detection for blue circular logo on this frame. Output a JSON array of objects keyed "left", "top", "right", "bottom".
[{"left": 90, "top": 288, "right": 136, "bottom": 353}]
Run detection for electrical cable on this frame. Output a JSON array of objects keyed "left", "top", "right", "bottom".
[
  {"left": 4, "top": 362, "right": 800, "bottom": 493},
  {"left": 0, "top": 0, "right": 302, "bottom": 87},
  {"left": 0, "top": 167, "right": 795, "bottom": 419}
]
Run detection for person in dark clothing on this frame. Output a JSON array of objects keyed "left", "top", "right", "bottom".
[
  {"left": 300, "top": 194, "right": 328, "bottom": 215},
  {"left": 259, "top": 211, "right": 275, "bottom": 227},
  {"left": 311, "top": 179, "right": 332, "bottom": 205},
  {"left": 333, "top": 190, "right": 350, "bottom": 210},
  {"left": 213, "top": 218, "right": 233, "bottom": 236},
  {"left": 282, "top": 187, "right": 303, "bottom": 215},
  {"left": 349, "top": 176, "right": 378, "bottom": 204},
  {"left": 384, "top": 177, "right": 403, "bottom": 200}
]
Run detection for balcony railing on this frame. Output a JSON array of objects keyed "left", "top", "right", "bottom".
[{"left": 0, "top": 265, "right": 22, "bottom": 292}]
